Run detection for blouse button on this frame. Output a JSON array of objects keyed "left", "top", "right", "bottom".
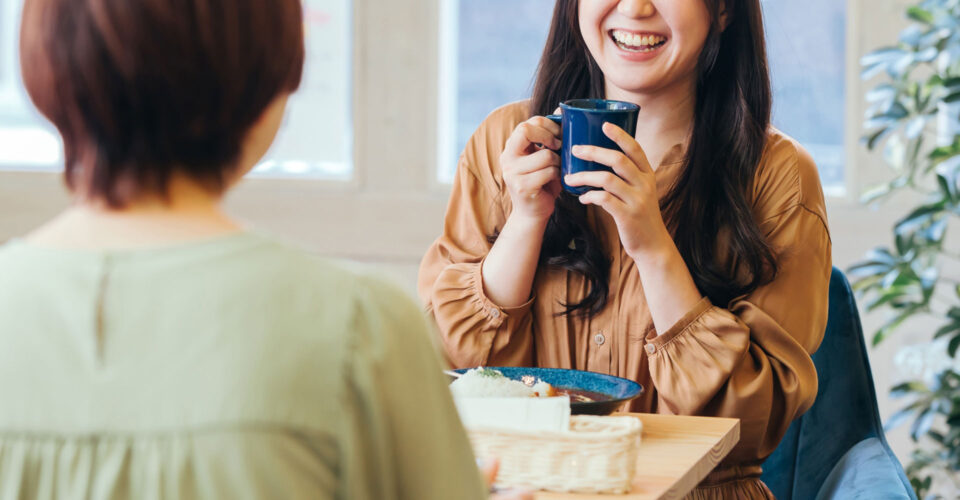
[
  {"left": 489, "top": 308, "right": 501, "bottom": 319},
  {"left": 594, "top": 332, "right": 605, "bottom": 346},
  {"left": 645, "top": 344, "right": 656, "bottom": 354}
]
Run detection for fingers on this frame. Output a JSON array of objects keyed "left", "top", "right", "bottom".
[
  {"left": 602, "top": 122, "right": 653, "bottom": 174},
  {"left": 479, "top": 457, "right": 499, "bottom": 487},
  {"left": 507, "top": 147, "right": 559, "bottom": 176},
  {"left": 511, "top": 166, "right": 560, "bottom": 198},
  {"left": 503, "top": 118, "right": 561, "bottom": 156},
  {"left": 569, "top": 144, "right": 642, "bottom": 184},
  {"left": 533, "top": 115, "right": 561, "bottom": 137},
  {"left": 577, "top": 188, "right": 626, "bottom": 216},
  {"left": 563, "top": 170, "right": 625, "bottom": 197}
]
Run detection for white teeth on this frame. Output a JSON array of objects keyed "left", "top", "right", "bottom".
[{"left": 611, "top": 30, "right": 665, "bottom": 52}]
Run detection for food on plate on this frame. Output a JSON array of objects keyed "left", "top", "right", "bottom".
[
  {"left": 450, "top": 367, "right": 556, "bottom": 398},
  {"left": 449, "top": 367, "right": 611, "bottom": 404}
]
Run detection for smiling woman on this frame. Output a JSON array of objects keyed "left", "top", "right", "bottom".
[{"left": 419, "top": 1, "right": 833, "bottom": 498}]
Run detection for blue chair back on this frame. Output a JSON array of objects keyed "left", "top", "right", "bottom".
[{"left": 761, "top": 268, "right": 914, "bottom": 499}]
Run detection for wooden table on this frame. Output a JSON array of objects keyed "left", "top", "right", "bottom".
[{"left": 536, "top": 413, "right": 740, "bottom": 500}]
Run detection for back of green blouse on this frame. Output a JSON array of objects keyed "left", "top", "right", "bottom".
[{"left": 0, "top": 233, "right": 484, "bottom": 500}]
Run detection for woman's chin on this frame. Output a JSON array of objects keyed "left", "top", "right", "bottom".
[{"left": 603, "top": 76, "right": 666, "bottom": 97}]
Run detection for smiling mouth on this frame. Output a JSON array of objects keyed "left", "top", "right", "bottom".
[{"left": 609, "top": 29, "right": 667, "bottom": 53}]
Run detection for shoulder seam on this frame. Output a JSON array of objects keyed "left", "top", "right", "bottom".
[{"left": 758, "top": 202, "right": 831, "bottom": 243}]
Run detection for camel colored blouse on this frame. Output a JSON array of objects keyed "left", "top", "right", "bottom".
[{"left": 418, "top": 101, "right": 832, "bottom": 499}]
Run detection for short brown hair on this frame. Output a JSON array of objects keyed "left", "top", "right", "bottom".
[{"left": 20, "top": 0, "right": 305, "bottom": 206}]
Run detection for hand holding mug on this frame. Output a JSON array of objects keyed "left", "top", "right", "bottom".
[
  {"left": 500, "top": 115, "right": 563, "bottom": 224},
  {"left": 564, "top": 122, "right": 671, "bottom": 260}
]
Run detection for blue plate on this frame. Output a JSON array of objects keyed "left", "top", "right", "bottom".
[{"left": 452, "top": 366, "right": 643, "bottom": 415}]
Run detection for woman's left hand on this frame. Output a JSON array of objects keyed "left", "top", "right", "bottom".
[{"left": 564, "top": 122, "right": 672, "bottom": 261}]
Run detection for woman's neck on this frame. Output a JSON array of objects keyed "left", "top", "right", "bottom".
[
  {"left": 605, "top": 76, "right": 697, "bottom": 170},
  {"left": 24, "top": 175, "right": 242, "bottom": 250}
]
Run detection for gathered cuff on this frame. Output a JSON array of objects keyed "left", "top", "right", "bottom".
[
  {"left": 644, "top": 297, "right": 714, "bottom": 355},
  {"left": 469, "top": 256, "right": 536, "bottom": 328}
]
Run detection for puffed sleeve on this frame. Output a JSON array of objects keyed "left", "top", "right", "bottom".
[
  {"left": 417, "top": 102, "right": 537, "bottom": 368},
  {"left": 644, "top": 135, "right": 832, "bottom": 463}
]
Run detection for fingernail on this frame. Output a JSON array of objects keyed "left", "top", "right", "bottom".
[{"left": 572, "top": 145, "right": 582, "bottom": 154}]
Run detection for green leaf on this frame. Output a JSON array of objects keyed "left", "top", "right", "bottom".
[
  {"left": 924, "top": 217, "right": 948, "bottom": 243},
  {"left": 928, "top": 137, "right": 960, "bottom": 161},
  {"left": 929, "top": 430, "right": 946, "bottom": 444},
  {"left": 906, "top": 116, "right": 927, "bottom": 138},
  {"left": 940, "top": 76, "right": 960, "bottom": 89},
  {"left": 847, "top": 262, "right": 895, "bottom": 280},
  {"left": 866, "top": 83, "right": 898, "bottom": 103},
  {"left": 937, "top": 174, "right": 957, "bottom": 203},
  {"left": 949, "top": 334, "right": 960, "bottom": 357},
  {"left": 944, "top": 91, "right": 960, "bottom": 103},
  {"left": 861, "top": 46, "right": 907, "bottom": 66},
  {"left": 896, "top": 202, "right": 947, "bottom": 235},
  {"left": 886, "top": 403, "right": 923, "bottom": 431},
  {"left": 874, "top": 306, "right": 922, "bottom": 345},
  {"left": 911, "top": 408, "right": 936, "bottom": 441},
  {"left": 868, "top": 289, "right": 908, "bottom": 311},
  {"left": 934, "top": 321, "right": 960, "bottom": 338},
  {"left": 907, "top": 6, "right": 935, "bottom": 24},
  {"left": 887, "top": 101, "right": 911, "bottom": 119},
  {"left": 892, "top": 381, "right": 930, "bottom": 398},
  {"left": 865, "top": 248, "right": 899, "bottom": 265},
  {"left": 863, "top": 127, "right": 892, "bottom": 151},
  {"left": 915, "top": 46, "right": 939, "bottom": 63}
]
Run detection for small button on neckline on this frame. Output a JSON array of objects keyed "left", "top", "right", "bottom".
[
  {"left": 594, "top": 332, "right": 605, "bottom": 346},
  {"left": 645, "top": 344, "right": 656, "bottom": 354},
  {"left": 489, "top": 308, "right": 501, "bottom": 319}
]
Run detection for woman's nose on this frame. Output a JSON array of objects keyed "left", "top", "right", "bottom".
[{"left": 617, "top": 0, "right": 656, "bottom": 18}]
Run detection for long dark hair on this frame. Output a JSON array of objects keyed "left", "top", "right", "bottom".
[{"left": 530, "top": 0, "right": 777, "bottom": 315}]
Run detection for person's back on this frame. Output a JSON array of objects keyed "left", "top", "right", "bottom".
[
  {"left": 0, "top": 233, "right": 485, "bottom": 499},
  {"left": 0, "top": 0, "right": 512, "bottom": 497}
]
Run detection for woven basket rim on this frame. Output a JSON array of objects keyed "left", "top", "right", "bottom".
[{"left": 467, "top": 415, "right": 641, "bottom": 440}]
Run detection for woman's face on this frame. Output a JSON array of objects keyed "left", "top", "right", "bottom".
[{"left": 579, "top": 0, "right": 714, "bottom": 97}]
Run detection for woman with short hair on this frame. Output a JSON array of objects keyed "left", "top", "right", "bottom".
[{"left": 0, "top": 1, "right": 491, "bottom": 498}]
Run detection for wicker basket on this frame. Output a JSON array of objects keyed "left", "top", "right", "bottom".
[{"left": 467, "top": 415, "right": 642, "bottom": 494}]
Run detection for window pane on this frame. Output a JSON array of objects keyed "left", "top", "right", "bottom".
[
  {"left": 253, "top": 0, "right": 353, "bottom": 179},
  {"left": 763, "top": 0, "right": 846, "bottom": 194},
  {"left": 0, "top": 0, "right": 62, "bottom": 170},
  {"left": 437, "top": 0, "right": 553, "bottom": 183},
  {"left": 439, "top": 1, "right": 847, "bottom": 192},
  {"left": 0, "top": 0, "right": 353, "bottom": 179}
]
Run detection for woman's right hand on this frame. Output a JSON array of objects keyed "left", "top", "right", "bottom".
[{"left": 500, "top": 116, "right": 562, "bottom": 223}]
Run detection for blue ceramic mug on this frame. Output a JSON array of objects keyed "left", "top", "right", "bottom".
[{"left": 546, "top": 99, "right": 640, "bottom": 195}]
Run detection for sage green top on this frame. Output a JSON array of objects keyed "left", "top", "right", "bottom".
[{"left": 0, "top": 232, "right": 485, "bottom": 500}]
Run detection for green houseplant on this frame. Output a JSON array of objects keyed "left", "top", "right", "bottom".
[{"left": 850, "top": 0, "right": 960, "bottom": 497}]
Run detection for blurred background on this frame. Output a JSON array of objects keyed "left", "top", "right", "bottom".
[{"left": 1, "top": 0, "right": 957, "bottom": 493}]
